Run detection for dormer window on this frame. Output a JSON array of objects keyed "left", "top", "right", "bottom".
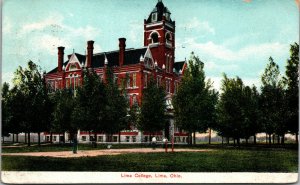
[
  {"left": 152, "top": 13, "right": 157, "bottom": 22},
  {"left": 164, "top": 12, "right": 170, "bottom": 21},
  {"left": 69, "top": 64, "right": 77, "bottom": 71}
]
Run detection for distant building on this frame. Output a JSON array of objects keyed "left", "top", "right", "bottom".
[{"left": 44, "top": 0, "right": 189, "bottom": 143}]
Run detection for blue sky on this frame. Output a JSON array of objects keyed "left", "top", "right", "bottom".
[{"left": 2, "top": 0, "right": 299, "bottom": 90}]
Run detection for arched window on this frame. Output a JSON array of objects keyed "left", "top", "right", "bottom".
[
  {"left": 166, "top": 32, "right": 171, "bottom": 42},
  {"left": 151, "top": 32, "right": 159, "bottom": 43}
]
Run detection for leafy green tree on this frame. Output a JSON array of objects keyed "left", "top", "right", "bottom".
[
  {"left": 51, "top": 89, "right": 75, "bottom": 143},
  {"left": 241, "top": 85, "right": 261, "bottom": 144},
  {"left": 283, "top": 43, "right": 299, "bottom": 143},
  {"left": 138, "top": 77, "right": 167, "bottom": 137},
  {"left": 102, "top": 67, "right": 128, "bottom": 142},
  {"left": 260, "top": 57, "right": 286, "bottom": 144},
  {"left": 2, "top": 83, "right": 11, "bottom": 142},
  {"left": 72, "top": 69, "right": 106, "bottom": 143},
  {"left": 173, "top": 53, "right": 218, "bottom": 145},
  {"left": 12, "top": 61, "right": 51, "bottom": 146},
  {"left": 216, "top": 74, "right": 244, "bottom": 146}
]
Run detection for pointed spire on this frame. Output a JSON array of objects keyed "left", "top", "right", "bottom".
[
  {"left": 154, "top": 60, "right": 158, "bottom": 66},
  {"left": 140, "top": 54, "right": 144, "bottom": 62},
  {"left": 162, "top": 64, "right": 165, "bottom": 69},
  {"left": 73, "top": 48, "right": 75, "bottom": 54},
  {"left": 104, "top": 54, "right": 108, "bottom": 65}
]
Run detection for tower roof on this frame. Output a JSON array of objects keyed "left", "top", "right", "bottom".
[{"left": 146, "top": 0, "right": 174, "bottom": 24}]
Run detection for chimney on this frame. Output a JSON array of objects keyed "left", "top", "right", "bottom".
[
  {"left": 57, "top": 47, "right": 65, "bottom": 72},
  {"left": 119, "top": 38, "right": 126, "bottom": 66},
  {"left": 87, "top": 40, "right": 94, "bottom": 68}
]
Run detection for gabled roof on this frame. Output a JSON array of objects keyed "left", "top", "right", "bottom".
[
  {"left": 47, "top": 48, "right": 147, "bottom": 74},
  {"left": 173, "top": 61, "right": 185, "bottom": 73}
]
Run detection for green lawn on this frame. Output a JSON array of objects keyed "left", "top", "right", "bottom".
[{"left": 2, "top": 147, "right": 298, "bottom": 172}]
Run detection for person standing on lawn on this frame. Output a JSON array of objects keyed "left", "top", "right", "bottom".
[{"left": 152, "top": 136, "right": 157, "bottom": 150}]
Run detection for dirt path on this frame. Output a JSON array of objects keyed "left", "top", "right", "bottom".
[{"left": 1, "top": 148, "right": 213, "bottom": 158}]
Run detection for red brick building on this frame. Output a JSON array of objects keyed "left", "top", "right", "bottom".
[{"left": 44, "top": 0, "right": 188, "bottom": 143}]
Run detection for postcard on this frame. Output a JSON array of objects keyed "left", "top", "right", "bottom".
[{"left": 1, "top": 0, "right": 299, "bottom": 184}]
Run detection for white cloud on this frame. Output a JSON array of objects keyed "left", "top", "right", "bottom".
[
  {"left": 93, "top": 43, "right": 102, "bottom": 53},
  {"left": 34, "top": 34, "right": 71, "bottom": 56},
  {"left": 179, "top": 17, "right": 215, "bottom": 35},
  {"left": 21, "top": 14, "right": 64, "bottom": 34},
  {"left": 71, "top": 26, "right": 100, "bottom": 41},
  {"left": 128, "top": 21, "right": 143, "bottom": 44},
  {"left": 2, "top": 72, "right": 14, "bottom": 86},
  {"left": 183, "top": 38, "right": 288, "bottom": 62}
]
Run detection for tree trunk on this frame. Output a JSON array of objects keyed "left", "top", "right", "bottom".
[
  {"left": 227, "top": 137, "right": 229, "bottom": 144},
  {"left": 118, "top": 131, "right": 121, "bottom": 144},
  {"left": 277, "top": 135, "right": 280, "bottom": 144},
  {"left": 193, "top": 131, "right": 196, "bottom": 145},
  {"left": 237, "top": 138, "right": 240, "bottom": 147},
  {"left": 281, "top": 134, "right": 285, "bottom": 145},
  {"left": 254, "top": 135, "right": 256, "bottom": 144},
  {"left": 221, "top": 136, "right": 224, "bottom": 145},
  {"left": 50, "top": 132, "right": 53, "bottom": 144},
  {"left": 268, "top": 134, "right": 271, "bottom": 145},
  {"left": 16, "top": 134, "right": 19, "bottom": 143},
  {"left": 272, "top": 134, "right": 275, "bottom": 144},
  {"left": 27, "top": 132, "right": 31, "bottom": 146},
  {"left": 12, "top": 134, "right": 15, "bottom": 143},
  {"left": 296, "top": 133, "right": 298, "bottom": 144},
  {"left": 189, "top": 132, "right": 192, "bottom": 145},
  {"left": 246, "top": 138, "right": 248, "bottom": 144},
  {"left": 265, "top": 133, "right": 268, "bottom": 144},
  {"left": 94, "top": 133, "right": 97, "bottom": 148},
  {"left": 38, "top": 132, "right": 41, "bottom": 146},
  {"left": 233, "top": 138, "right": 236, "bottom": 146},
  {"left": 62, "top": 132, "right": 65, "bottom": 143},
  {"left": 25, "top": 133, "right": 27, "bottom": 144},
  {"left": 2, "top": 136, "right": 4, "bottom": 143},
  {"left": 208, "top": 128, "right": 211, "bottom": 144}
]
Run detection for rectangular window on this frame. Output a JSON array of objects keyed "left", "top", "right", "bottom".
[
  {"left": 98, "top": 136, "right": 103, "bottom": 142},
  {"left": 152, "top": 13, "right": 157, "bottom": 22},
  {"left": 126, "top": 136, "right": 130, "bottom": 142},
  {"left": 127, "top": 74, "right": 131, "bottom": 88},
  {"left": 113, "top": 136, "right": 118, "bottom": 142},
  {"left": 82, "top": 136, "right": 86, "bottom": 141},
  {"left": 133, "top": 73, "right": 136, "bottom": 87},
  {"left": 132, "top": 136, "right": 136, "bottom": 142},
  {"left": 166, "top": 80, "right": 170, "bottom": 93}
]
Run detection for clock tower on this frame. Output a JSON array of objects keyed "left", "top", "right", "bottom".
[{"left": 144, "top": 0, "right": 175, "bottom": 73}]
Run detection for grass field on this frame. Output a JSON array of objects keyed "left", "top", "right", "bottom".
[{"left": 1, "top": 144, "right": 298, "bottom": 172}]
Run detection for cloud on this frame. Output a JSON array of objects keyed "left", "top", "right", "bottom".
[
  {"left": 71, "top": 26, "right": 100, "bottom": 41},
  {"left": 179, "top": 17, "right": 215, "bottom": 35},
  {"left": 128, "top": 21, "right": 143, "bottom": 44},
  {"left": 2, "top": 72, "right": 14, "bottom": 86},
  {"left": 183, "top": 37, "right": 288, "bottom": 62},
  {"left": 21, "top": 14, "right": 64, "bottom": 34}
]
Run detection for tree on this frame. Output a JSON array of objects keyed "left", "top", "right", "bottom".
[
  {"left": 240, "top": 85, "right": 261, "bottom": 144},
  {"left": 260, "top": 57, "right": 286, "bottom": 144},
  {"left": 138, "top": 77, "right": 167, "bottom": 137},
  {"left": 102, "top": 67, "right": 128, "bottom": 142},
  {"left": 216, "top": 74, "right": 245, "bottom": 146},
  {"left": 2, "top": 83, "right": 11, "bottom": 142},
  {"left": 283, "top": 43, "right": 299, "bottom": 143},
  {"left": 72, "top": 69, "right": 106, "bottom": 144},
  {"left": 51, "top": 89, "right": 75, "bottom": 143},
  {"left": 173, "top": 53, "right": 218, "bottom": 145},
  {"left": 12, "top": 61, "right": 51, "bottom": 146}
]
